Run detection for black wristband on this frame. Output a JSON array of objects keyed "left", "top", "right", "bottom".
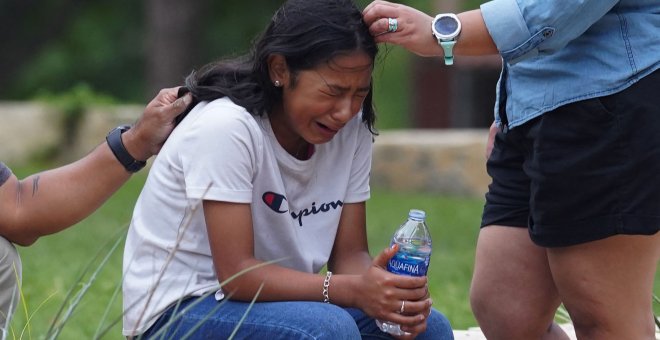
[{"left": 106, "top": 125, "right": 147, "bottom": 173}]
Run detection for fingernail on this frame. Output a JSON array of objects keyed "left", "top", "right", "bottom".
[{"left": 183, "top": 93, "right": 192, "bottom": 105}]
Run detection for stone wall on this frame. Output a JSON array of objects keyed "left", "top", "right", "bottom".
[
  {"left": 0, "top": 102, "right": 491, "bottom": 197},
  {"left": 0, "top": 102, "right": 144, "bottom": 164},
  {"left": 0, "top": 102, "right": 62, "bottom": 164},
  {"left": 372, "top": 129, "right": 489, "bottom": 197}
]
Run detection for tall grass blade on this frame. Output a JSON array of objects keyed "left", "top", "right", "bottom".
[
  {"left": 132, "top": 198, "right": 203, "bottom": 332},
  {"left": 136, "top": 290, "right": 219, "bottom": 340},
  {"left": 45, "top": 225, "right": 127, "bottom": 339},
  {"left": 138, "top": 267, "right": 210, "bottom": 340},
  {"left": 98, "top": 185, "right": 284, "bottom": 339},
  {"left": 653, "top": 294, "right": 659, "bottom": 330},
  {"left": 111, "top": 198, "right": 204, "bottom": 339},
  {"left": 139, "top": 259, "right": 282, "bottom": 340},
  {"left": 167, "top": 292, "right": 227, "bottom": 340},
  {"left": 18, "top": 291, "right": 57, "bottom": 340},
  {"left": 227, "top": 282, "right": 264, "bottom": 340},
  {"left": 2, "top": 263, "right": 21, "bottom": 340},
  {"left": 92, "top": 268, "right": 124, "bottom": 339}
]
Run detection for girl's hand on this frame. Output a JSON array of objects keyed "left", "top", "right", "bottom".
[{"left": 354, "top": 245, "right": 433, "bottom": 338}]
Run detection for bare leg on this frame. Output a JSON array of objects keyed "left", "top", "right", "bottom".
[
  {"left": 470, "top": 226, "right": 570, "bottom": 340},
  {"left": 548, "top": 233, "right": 660, "bottom": 340}
]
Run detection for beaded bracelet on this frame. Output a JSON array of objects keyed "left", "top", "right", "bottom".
[{"left": 323, "top": 271, "right": 333, "bottom": 303}]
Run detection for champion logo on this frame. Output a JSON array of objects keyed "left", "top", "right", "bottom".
[
  {"left": 262, "top": 191, "right": 343, "bottom": 227},
  {"left": 262, "top": 191, "right": 288, "bottom": 213},
  {"left": 290, "top": 200, "right": 343, "bottom": 227}
]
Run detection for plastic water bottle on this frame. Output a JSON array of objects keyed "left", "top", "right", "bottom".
[{"left": 375, "top": 209, "right": 432, "bottom": 336}]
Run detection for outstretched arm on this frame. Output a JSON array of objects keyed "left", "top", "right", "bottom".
[
  {"left": 363, "top": 0, "right": 497, "bottom": 57},
  {"left": 0, "top": 87, "right": 191, "bottom": 245}
]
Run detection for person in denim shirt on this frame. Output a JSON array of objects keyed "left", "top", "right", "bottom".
[{"left": 364, "top": 0, "right": 659, "bottom": 339}]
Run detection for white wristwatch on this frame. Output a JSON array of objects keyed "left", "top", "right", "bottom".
[{"left": 431, "top": 13, "right": 462, "bottom": 65}]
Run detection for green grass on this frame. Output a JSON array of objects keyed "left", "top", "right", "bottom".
[
  {"left": 11, "top": 166, "right": 143, "bottom": 340},
  {"left": 8, "top": 165, "right": 660, "bottom": 338}
]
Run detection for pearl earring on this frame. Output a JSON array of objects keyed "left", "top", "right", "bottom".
[{"left": 274, "top": 80, "right": 281, "bottom": 87}]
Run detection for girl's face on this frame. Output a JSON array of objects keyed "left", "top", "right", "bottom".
[{"left": 269, "top": 51, "right": 373, "bottom": 153}]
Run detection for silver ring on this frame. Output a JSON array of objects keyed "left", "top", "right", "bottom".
[
  {"left": 399, "top": 300, "right": 406, "bottom": 314},
  {"left": 387, "top": 17, "right": 398, "bottom": 33}
]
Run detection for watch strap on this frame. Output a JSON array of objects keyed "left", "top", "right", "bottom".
[
  {"left": 106, "top": 125, "right": 146, "bottom": 173},
  {"left": 440, "top": 40, "right": 456, "bottom": 66}
]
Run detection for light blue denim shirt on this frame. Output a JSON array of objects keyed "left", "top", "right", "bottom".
[{"left": 480, "top": 0, "right": 660, "bottom": 129}]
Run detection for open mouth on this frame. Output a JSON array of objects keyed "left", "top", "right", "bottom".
[{"left": 317, "top": 122, "right": 339, "bottom": 134}]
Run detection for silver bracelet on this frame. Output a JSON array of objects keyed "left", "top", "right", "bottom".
[{"left": 323, "top": 271, "right": 332, "bottom": 303}]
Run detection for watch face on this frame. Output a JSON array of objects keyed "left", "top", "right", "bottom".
[
  {"left": 434, "top": 16, "right": 458, "bottom": 35},
  {"left": 432, "top": 14, "right": 461, "bottom": 40}
]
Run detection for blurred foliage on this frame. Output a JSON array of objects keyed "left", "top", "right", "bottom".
[
  {"left": 4, "top": 1, "right": 144, "bottom": 101},
  {"left": 34, "top": 83, "right": 116, "bottom": 162},
  {"left": 1, "top": 0, "right": 488, "bottom": 130},
  {"left": 36, "top": 83, "right": 116, "bottom": 120},
  {"left": 2, "top": 1, "right": 276, "bottom": 102}
]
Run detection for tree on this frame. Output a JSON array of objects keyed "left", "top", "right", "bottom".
[
  {"left": 144, "top": 0, "right": 204, "bottom": 96},
  {"left": 0, "top": 0, "right": 84, "bottom": 98}
]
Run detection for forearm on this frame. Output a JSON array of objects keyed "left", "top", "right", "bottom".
[
  {"left": 2, "top": 142, "right": 130, "bottom": 244},
  {"left": 220, "top": 259, "right": 362, "bottom": 308},
  {"left": 0, "top": 87, "right": 189, "bottom": 246},
  {"left": 455, "top": 9, "right": 498, "bottom": 56},
  {"left": 364, "top": 2, "right": 498, "bottom": 57}
]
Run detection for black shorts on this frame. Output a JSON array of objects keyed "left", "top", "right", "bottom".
[{"left": 482, "top": 70, "right": 660, "bottom": 247}]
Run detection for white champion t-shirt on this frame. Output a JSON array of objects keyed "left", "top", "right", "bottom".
[{"left": 122, "top": 97, "right": 373, "bottom": 335}]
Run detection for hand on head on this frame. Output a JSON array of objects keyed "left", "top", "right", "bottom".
[
  {"left": 363, "top": 0, "right": 442, "bottom": 57},
  {"left": 123, "top": 87, "right": 192, "bottom": 161}
]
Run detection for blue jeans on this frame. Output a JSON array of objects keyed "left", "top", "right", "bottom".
[{"left": 140, "top": 294, "right": 454, "bottom": 339}]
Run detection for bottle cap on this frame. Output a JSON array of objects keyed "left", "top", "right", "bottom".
[{"left": 408, "top": 209, "right": 426, "bottom": 220}]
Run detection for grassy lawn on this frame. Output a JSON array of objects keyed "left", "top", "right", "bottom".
[{"left": 8, "top": 165, "right": 660, "bottom": 339}]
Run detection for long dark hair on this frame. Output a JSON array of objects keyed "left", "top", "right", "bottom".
[{"left": 180, "top": 0, "right": 379, "bottom": 133}]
